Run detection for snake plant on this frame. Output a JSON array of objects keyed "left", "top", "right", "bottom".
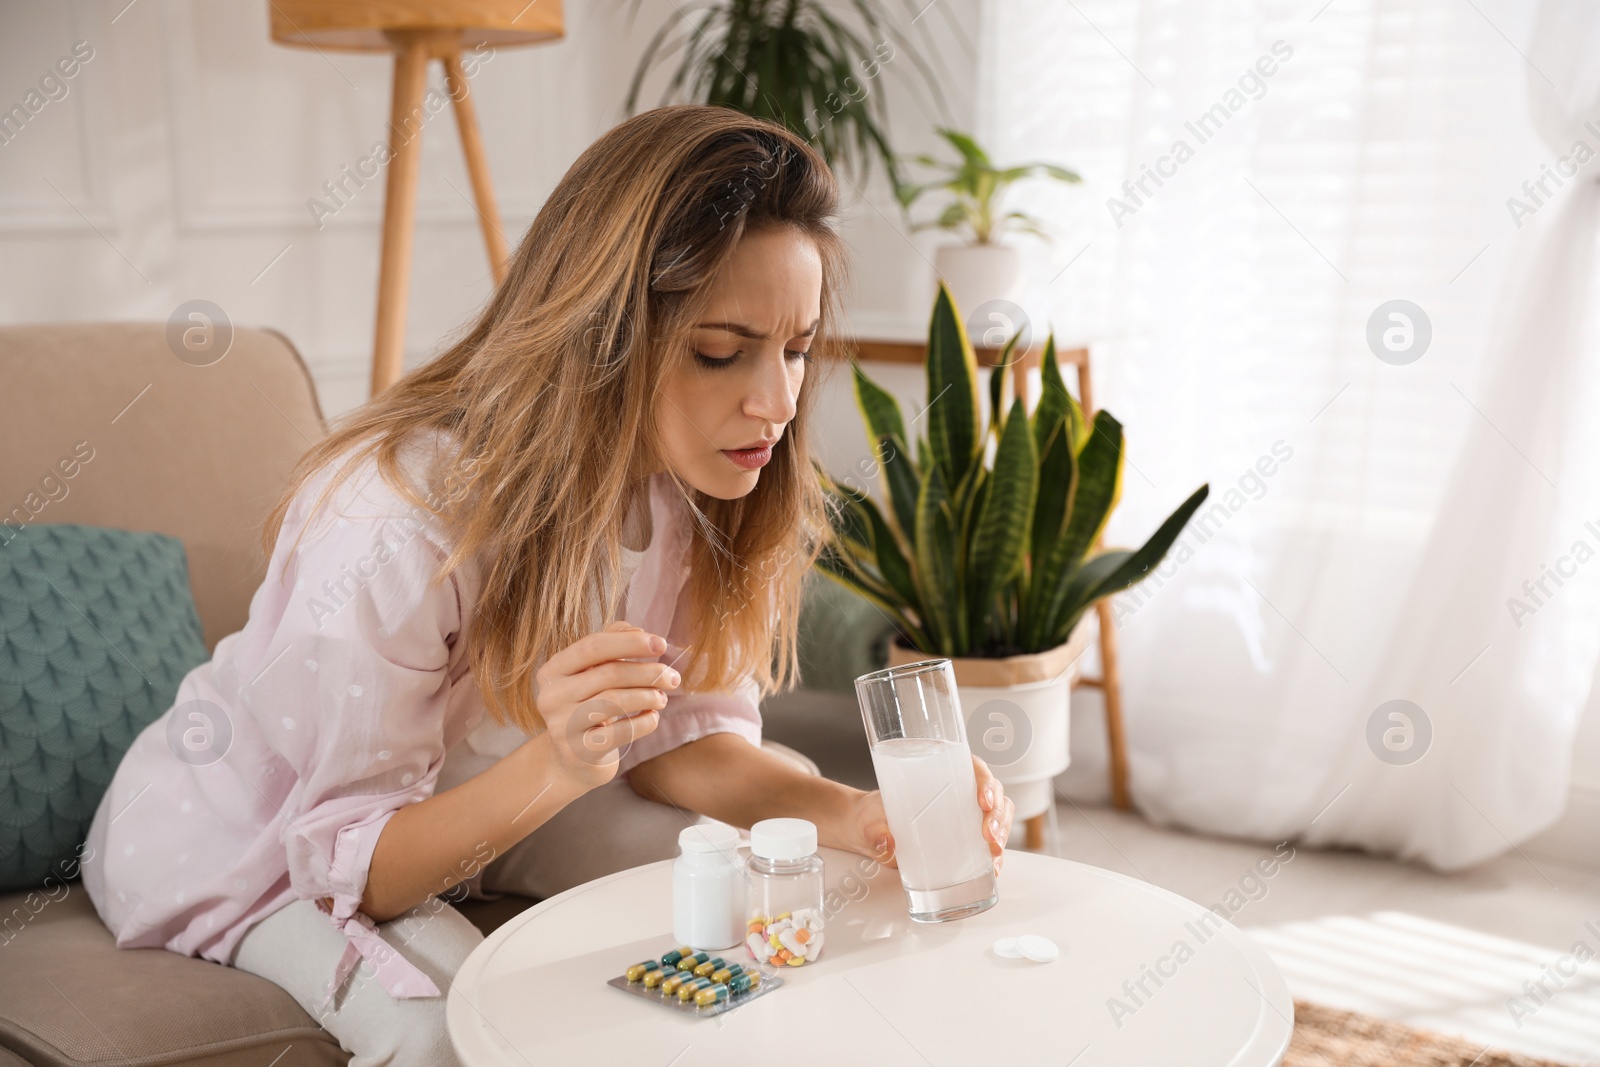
[{"left": 817, "top": 284, "right": 1210, "bottom": 658}]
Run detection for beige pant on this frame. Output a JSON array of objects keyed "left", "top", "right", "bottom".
[{"left": 231, "top": 778, "right": 702, "bottom": 1066}]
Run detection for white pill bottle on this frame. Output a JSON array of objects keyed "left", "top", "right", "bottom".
[{"left": 672, "top": 821, "right": 746, "bottom": 951}]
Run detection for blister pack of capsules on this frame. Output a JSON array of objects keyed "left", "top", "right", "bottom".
[{"left": 607, "top": 945, "right": 784, "bottom": 1018}]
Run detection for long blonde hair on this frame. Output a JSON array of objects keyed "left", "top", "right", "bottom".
[{"left": 264, "top": 106, "right": 846, "bottom": 732}]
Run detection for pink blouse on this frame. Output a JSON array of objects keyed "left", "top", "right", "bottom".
[{"left": 81, "top": 432, "right": 762, "bottom": 1008}]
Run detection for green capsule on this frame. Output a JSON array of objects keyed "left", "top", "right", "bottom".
[
  {"left": 692, "top": 956, "right": 727, "bottom": 977},
  {"left": 626, "top": 959, "right": 663, "bottom": 983},
  {"left": 729, "top": 971, "right": 760, "bottom": 995},
  {"left": 710, "top": 964, "right": 746, "bottom": 984},
  {"left": 660, "top": 946, "right": 694, "bottom": 968},
  {"left": 677, "top": 951, "right": 711, "bottom": 972},
  {"left": 678, "top": 975, "right": 714, "bottom": 1001}
]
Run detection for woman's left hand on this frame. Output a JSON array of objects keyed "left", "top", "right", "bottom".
[{"left": 840, "top": 756, "right": 1014, "bottom": 877}]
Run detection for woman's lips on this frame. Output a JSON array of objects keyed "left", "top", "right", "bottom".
[{"left": 722, "top": 445, "right": 772, "bottom": 470}]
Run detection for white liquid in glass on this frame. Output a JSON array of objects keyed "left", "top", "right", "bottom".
[{"left": 870, "top": 736, "right": 992, "bottom": 892}]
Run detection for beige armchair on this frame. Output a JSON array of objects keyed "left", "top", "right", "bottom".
[{"left": 0, "top": 323, "right": 815, "bottom": 1067}]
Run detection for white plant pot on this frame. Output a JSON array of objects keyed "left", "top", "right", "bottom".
[
  {"left": 888, "top": 621, "right": 1093, "bottom": 823},
  {"left": 934, "top": 243, "right": 1024, "bottom": 325},
  {"left": 956, "top": 673, "right": 1071, "bottom": 821}
]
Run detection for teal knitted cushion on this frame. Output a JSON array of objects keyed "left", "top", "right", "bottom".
[{"left": 0, "top": 524, "right": 208, "bottom": 893}]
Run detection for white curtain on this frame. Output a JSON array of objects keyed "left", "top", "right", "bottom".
[{"left": 983, "top": 0, "right": 1600, "bottom": 867}]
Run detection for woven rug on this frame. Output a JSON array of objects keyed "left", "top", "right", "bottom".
[{"left": 1287, "top": 1001, "right": 1573, "bottom": 1067}]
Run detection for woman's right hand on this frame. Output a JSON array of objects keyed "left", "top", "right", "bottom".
[{"left": 534, "top": 620, "right": 677, "bottom": 791}]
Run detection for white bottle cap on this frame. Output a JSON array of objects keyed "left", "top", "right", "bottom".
[
  {"left": 749, "top": 817, "right": 817, "bottom": 861},
  {"left": 678, "top": 821, "right": 741, "bottom": 854}
]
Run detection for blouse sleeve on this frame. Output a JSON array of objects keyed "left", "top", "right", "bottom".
[
  {"left": 251, "top": 462, "right": 462, "bottom": 1005},
  {"left": 615, "top": 580, "right": 763, "bottom": 777}
]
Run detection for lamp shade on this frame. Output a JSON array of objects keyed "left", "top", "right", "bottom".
[{"left": 269, "top": 0, "right": 564, "bottom": 52}]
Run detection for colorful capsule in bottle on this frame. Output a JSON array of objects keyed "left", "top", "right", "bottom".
[
  {"left": 677, "top": 951, "right": 711, "bottom": 972},
  {"left": 677, "top": 975, "right": 715, "bottom": 1001},
  {"left": 660, "top": 946, "right": 694, "bottom": 968},
  {"left": 692, "top": 956, "right": 727, "bottom": 977}
]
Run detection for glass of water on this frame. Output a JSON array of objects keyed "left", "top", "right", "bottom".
[{"left": 854, "top": 658, "right": 998, "bottom": 922}]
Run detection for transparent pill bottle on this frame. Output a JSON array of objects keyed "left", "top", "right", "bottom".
[
  {"left": 745, "top": 817, "right": 826, "bottom": 967},
  {"left": 672, "top": 821, "right": 746, "bottom": 951}
]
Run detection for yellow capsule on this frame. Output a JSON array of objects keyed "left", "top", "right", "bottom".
[
  {"left": 786, "top": 954, "right": 806, "bottom": 966},
  {"left": 693, "top": 957, "right": 727, "bottom": 977},
  {"left": 678, "top": 976, "right": 714, "bottom": 1001},
  {"left": 661, "top": 971, "right": 692, "bottom": 995},
  {"left": 643, "top": 967, "right": 671, "bottom": 989},
  {"left": 697, "top": 969, "right": 760, "bottom": 1006},
  {"left": 710, "top": 964, "right": 746, "bottom": 984},
  {"left": 695, "top": 983, "right": 731, "bottom": 1008}
]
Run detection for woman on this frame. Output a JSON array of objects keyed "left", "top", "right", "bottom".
[{"left": 82, "top": 106, "right": 1014, "bottom": 1063}]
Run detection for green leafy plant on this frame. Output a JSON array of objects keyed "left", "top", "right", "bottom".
[
  {"left": 817, "top": 284, "right": 1210, "bottom": 658},
  {"left": 625, "top": 0, "right": 947, "bottom": 187},
  {"left": 896, "top": 128, "right": 1081, "bottom": 244}
]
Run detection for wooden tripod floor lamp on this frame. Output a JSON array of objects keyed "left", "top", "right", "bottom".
[{"left": 268, "top": 1, "right": 565, "bottom": 398}]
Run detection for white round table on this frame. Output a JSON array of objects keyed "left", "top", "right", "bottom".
[{"left": 448, "top": 847, "right": 1294, "bottom": 1066}]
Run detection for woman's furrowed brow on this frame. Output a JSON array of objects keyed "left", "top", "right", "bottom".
[{"left": 694, "top": 318, "right": 821, "bottom": 339}]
